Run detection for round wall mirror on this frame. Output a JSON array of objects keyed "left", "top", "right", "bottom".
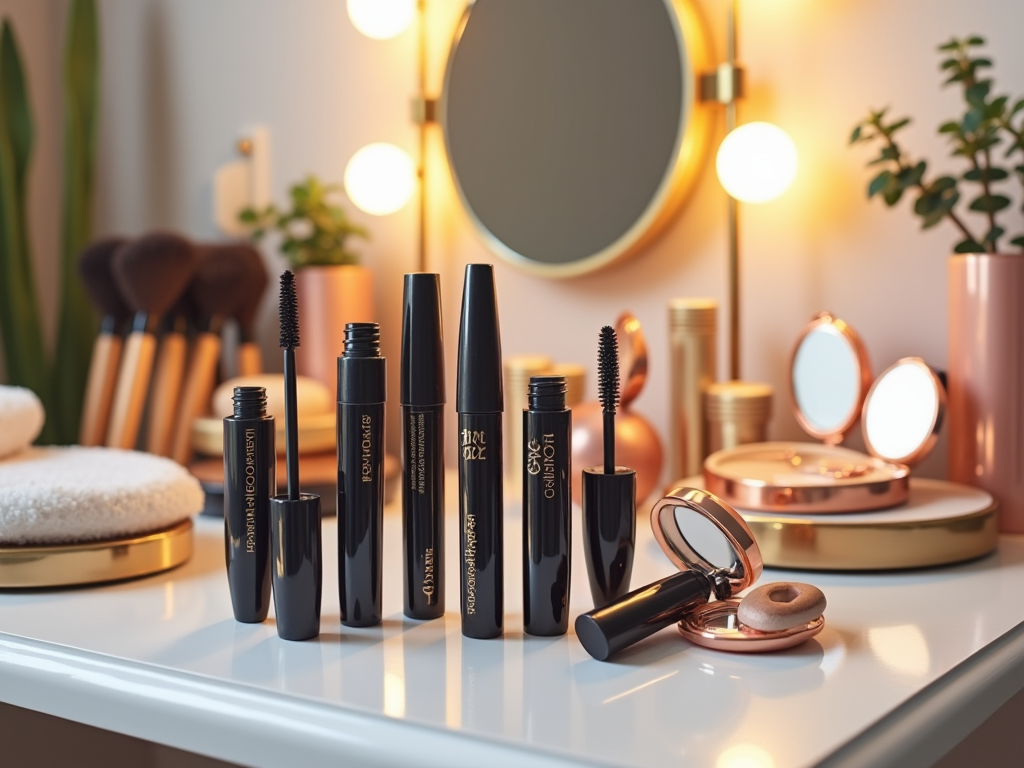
[
  {"left": 441, "top": 0, "right": 709, "bottom": 277},
  {"left": 790, "top": 313, "right": 872, "bottom": 443},
  {"left": 862, "top": 357, "right": 945, "bottom": 465}
]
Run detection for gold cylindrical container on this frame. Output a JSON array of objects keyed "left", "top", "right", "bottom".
[
  {"left": 548, "top": 363, "right": 586, "bottom": 408},
  {"left": 705, "top": 381, "right": 773, "bottom": 453},
  {"left": 669, "top": 298, "right": 717, "bottom": 480},
  {"left": 504, "top": 355, "right": 553, "bottom": 492}
]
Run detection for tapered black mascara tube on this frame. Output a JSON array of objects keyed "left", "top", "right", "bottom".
[
  {"left": 401, "top": 274, "right": 446, "bottom": 620},
  {"left": 523, "top": 376, "right": 571, "bottom": 636},
  {"left": 338, "top": 322, "right": 386, "bottom": 627},
  {"left": 458, "top": 264, "right": 504, "bottom": 639}
]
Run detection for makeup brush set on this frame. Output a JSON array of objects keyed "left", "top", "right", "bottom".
[
  {"left": 226, "top": 264, "right": 829, "bottom": 659},
  {"left": 77, "top": 232, "right": 269, "bottom": 464}
]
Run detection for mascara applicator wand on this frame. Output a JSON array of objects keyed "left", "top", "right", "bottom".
[
  {"left": 269, "top": 270, "right": 322, "bottom": 640},
  {"left": 581, "top": 325, "right": 637, "bottom": 609}
]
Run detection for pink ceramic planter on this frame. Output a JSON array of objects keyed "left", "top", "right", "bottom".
[{"left": 948, "top": 253, "right": 1024, "bottom": 533}]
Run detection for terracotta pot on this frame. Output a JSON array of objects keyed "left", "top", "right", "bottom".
[
  {"left": 948, "top": 254, "right": 1024, "bottom": 532},
  {"left": 294, "top": 265, "right": 374, "bottom": 401}
]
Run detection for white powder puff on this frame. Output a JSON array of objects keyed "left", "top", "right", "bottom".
[
  {"left": 0, "top": 447, "right": 204, "bottom": 545},
  {"left": 0, "top": 386, "right": 45, "bottom": 459}
]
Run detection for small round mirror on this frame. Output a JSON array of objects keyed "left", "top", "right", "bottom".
[
  {"left": 651, "top": 488, "right": 762, "bottom": 594},
  {"left": 862, "top": 357, "right": 945, "bottom": 465},
  {"left": 790, "top": 313, "right": 872, "bottom": 443}
]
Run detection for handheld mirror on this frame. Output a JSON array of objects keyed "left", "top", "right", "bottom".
[
  {"left": 790, "top": 312, "right": 872, "bottom": 443},
  {"left": 862, "top": 357, "right": 945, "bottom": 465}
]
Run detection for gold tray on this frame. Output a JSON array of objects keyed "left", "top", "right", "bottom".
[
  {"left": 0, "top": 518, "right": 194, "bottom": 588},
  {"left": 675, "top": 476, "right": 997, "bottom": 571}
]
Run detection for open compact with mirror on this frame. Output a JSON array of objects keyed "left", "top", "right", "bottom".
[
  {"left": 575, "top": 487, "right": 827, "bottom": 661},
  {"left": 704, "top": 311, "right": 946, "bottom": 513},
  {"left": 698, "top": 312, "right": 997, "bottom": 571}
]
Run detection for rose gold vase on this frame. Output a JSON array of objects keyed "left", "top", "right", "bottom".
[
  {"left": 948, "top": 254, "right": 1024, "bottom": 532},
  {"left": 294, "top": 265, "right": 374, "bottom": 401}
]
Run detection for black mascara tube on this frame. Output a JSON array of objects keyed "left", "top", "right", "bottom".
[
  {"left": 523, "top": 376, "right": 571, "bottom": 636},
  {"left": 401, "top": 274, "right": 446, "bottom": 620},
  {"left": 223, "top": 386, "right": 274, "bottom": 623},
  {"left": 338, "top": 322, "right": 386, "bottom": 627},
  {"left": 457, "top": 264, "right": 504, "bottom": 639}
]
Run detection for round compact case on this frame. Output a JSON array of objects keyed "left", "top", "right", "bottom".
[
  {"left": 703, "top": 312, "right": 945, "bottom": 513},
  {"left": 575, "top": 487, "right": 826, "bottom": 661}
]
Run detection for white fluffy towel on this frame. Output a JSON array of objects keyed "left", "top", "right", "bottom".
[
  {"left": 0, "top": 385, "right": 45, "bottom": 459},
  {"left": 0, "top": 446, "right": 205, "bottom": 545}
]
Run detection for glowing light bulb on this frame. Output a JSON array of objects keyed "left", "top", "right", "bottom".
[
  {"left": 344, "top": 143, "right": 416, "bottom": 216},
  {"left": 716, "top": 122, "right": 797, "bottom": 204},
  {"left": 347, "top": 0, "right": 416, "bottom": 40}
]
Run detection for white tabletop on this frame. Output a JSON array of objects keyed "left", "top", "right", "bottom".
[{"left": 2, "top": 480, "right": 1024, "bottom": 768}]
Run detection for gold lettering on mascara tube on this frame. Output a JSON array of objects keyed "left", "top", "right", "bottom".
[{"left": 461, "top": 429, "right": 486, "bottom": 461}]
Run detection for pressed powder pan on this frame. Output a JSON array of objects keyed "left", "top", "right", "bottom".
[{"left": 704, "top": 313, "right": 945, "bottom": 513}]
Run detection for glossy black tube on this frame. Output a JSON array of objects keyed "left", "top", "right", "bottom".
[
  {"left": 270, "top": 493, "right": 322, "bottom": 641},
  {"left": 459, "top": 412, "right": 503, "bottom": 638},
  {"left": 575, "top": 570, "right": 711, "bottom": 661},
  {"left": 523, "top": 378, "right": 571, "bottom": 636},
  {"left": 338, "top": 323, "right": 386, "bottom": 628},
  {"left": 223, "top": 387, "right": 274, "bottom": 623},
  {"left": 403, "top": 405, "right": 445, "bottom": 618},
  {"left": 581, "top": 466, "right": 636, "bottom": 608}
]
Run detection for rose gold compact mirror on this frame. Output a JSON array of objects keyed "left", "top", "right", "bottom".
[{"left": 704, "top": 313, "right": 945, "bottom": 513}]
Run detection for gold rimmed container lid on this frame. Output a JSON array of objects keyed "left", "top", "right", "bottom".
[
  {"left": 669, "top": 297, "right": 717, "bottom": 331},
  {"left": 705, "top": 381, "right": 773, "bottom": 420}
]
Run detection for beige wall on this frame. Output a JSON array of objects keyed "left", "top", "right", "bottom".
[{"left": 15, "top": 0, "right": 1024, "bottom": 481}]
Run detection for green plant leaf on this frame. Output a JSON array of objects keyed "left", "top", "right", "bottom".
[
  {"left": 983, "top": 225, "right": 1005, "bottom": 248},
  {"left": 849, "top": 124, "right": 863, "bottom": 144},
  {"left": 940, "top": 58, "right": 959, "bottom": 71},
  {"left": 1010, "top": 235, "right": 1024, "bottom": 248},
  {"left": 1012, "top": 99, "right": 1024, "bottom": 116},
  {"left": 882, "top": 185, "right": 904, "bottom": 206},
  {"left": 966, "top": 35, "right": 985, "bottom": 46},
  {"left": 954, "top": 238, "right": 986, "bottom": 253},
  {"left": 963, "top": 109, "right": 984, "bottom": 133},
  {"left": 52, "top": 0, "right": 101, "bottom": 443},
  {"left": 964, "top": 166, "right": 1009, "bottom": 182},
  {"left": 969, "top": 193, "right": 1011, "bottom": 212},
  {"left": 938, "top": 121, "right": 961, "bottom": 135},
  {"left": 938, "top": 39, "right": 961, "bottom": 52},
  {"left": 868, "top": 170, "right": 892, "bottom": 198},
  {"left": 971, "top": 57, "right": 993, "bottom": 69},
  {"left": 888, "top": 118, "right": 910, "bottom": 134},
  {"left": 966, "top": 81, "right": 991, "bottom": 106}
]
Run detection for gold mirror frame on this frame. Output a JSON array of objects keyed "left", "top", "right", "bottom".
[{"left": 440, "top": 0, "right": 711, "bottom": 278}]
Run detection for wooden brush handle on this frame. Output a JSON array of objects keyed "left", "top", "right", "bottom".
[
  {"left": 237, "top": 341, "right": 263, "bottom": 377},
  {"left": 170, "top": 331, "right": 222, "bottom": 465},
  {"left": 106, "top": 331, "right": 157, "bottom": 449},
  {"left": 79, "top": 332, "right": 123, "bottom": 446},
  {"left": 145, "top": 331, "right": 187, "bottom": 456}
]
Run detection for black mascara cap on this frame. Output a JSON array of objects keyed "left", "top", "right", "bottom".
[
  {"left": 456, "top": 264, "right": 503, "bottom": 413},
  {"left": 401, "top": 273, "right": 445, "bottom": 407}
]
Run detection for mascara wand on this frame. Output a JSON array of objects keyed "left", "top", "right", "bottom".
[
  {"left": 598, "top": 325, "right": 619, "bottom": 475},
  {"left": 279, "top": 270, "right": 301, "bottom": 500}
]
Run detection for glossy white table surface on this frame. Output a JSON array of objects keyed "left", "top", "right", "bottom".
[{"left": 3, "top": 483, "right": 1024, "bottom": 768}]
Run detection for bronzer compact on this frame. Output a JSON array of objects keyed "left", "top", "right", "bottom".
[
  {"left": 703, "top": 312, "right": 945, "bottom": 513},
  {"left": 576, "top": 487, "right": 826, "bottom": 661}
]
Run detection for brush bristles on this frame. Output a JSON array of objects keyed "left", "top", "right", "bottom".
[
  {"left": 597, "top": 325, "right": 619, "bottom": 415},
  {"left": 278, "top": 270, "right": 300, "bottom": 349}
]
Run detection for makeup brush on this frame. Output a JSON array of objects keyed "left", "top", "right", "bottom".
[
  {"left": 582, "top": 325, "right": 636, "bottom": 609},
  {"left": 77, "top": 236, "right": 130, "bottom": 446},
  {"left": 269, "top": 269, "right": 322, "bottom": 641},
  {"left": 170, "top": 245, "right": 252, "bottom": 465},
  {"left": 107, "top": 233, "right": 197, "bottom": 450},
  {"left": 144, "top": 291, "right": 196, "bottom": 456},
  {"left": 234, "top": 244, "right": 269, "bottom": 377},
  {"left": 599, "top": 325, "right": 619, "bottom": 475}
]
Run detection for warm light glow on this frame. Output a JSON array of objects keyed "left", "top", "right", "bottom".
[
  {"left": 716, "top": 744, "right": 776, "bottom": 768},
  {"left": 868, "top": 625, "right": 930, "bottom": 678},
  {"left": 344, "top": 143, "right": 416, "bottom": 216},
  {"left": 347, "top": 0, "right": 416, "bottom": 40},
  {"left": 716, "top": 122, "right": 797, "bottom": 204}
]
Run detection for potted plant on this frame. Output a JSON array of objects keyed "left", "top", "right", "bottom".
[
  {"left": 850, "top": 36, "right": 1024, "bottom": 532},
  {"left": 241, "top": 175, "right": 372, "bottom": 400}
]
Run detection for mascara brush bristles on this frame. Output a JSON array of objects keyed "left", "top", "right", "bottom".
[
  {"left": 278, "top": 270, "right": 301, "bottom": 500},
  {"left": 597, "top": 325, "right": 619, "bottom": 474}
]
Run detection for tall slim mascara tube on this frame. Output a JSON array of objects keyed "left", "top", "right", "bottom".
[
  {"left": 523, "top": 375, "right": 571, "bottom": 636},
  {"left": 457, "top": 264, "right": 504, "bottom": 639},
  {"left": 401, "top": 274, "right": 446, "bottom": 620},
  {"left": 338, "top": 322, "right": 386, "bottom": 627}
]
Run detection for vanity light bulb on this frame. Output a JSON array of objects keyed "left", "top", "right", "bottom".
[
  {"left": 716, "top": 122, "right": 797, "bottom": 204},
  {"left": 346, "top": 0, "right": 416, "bottom": 40},
  {"left": 344, "top": 143, "right": 416, "bottom": 216}
]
